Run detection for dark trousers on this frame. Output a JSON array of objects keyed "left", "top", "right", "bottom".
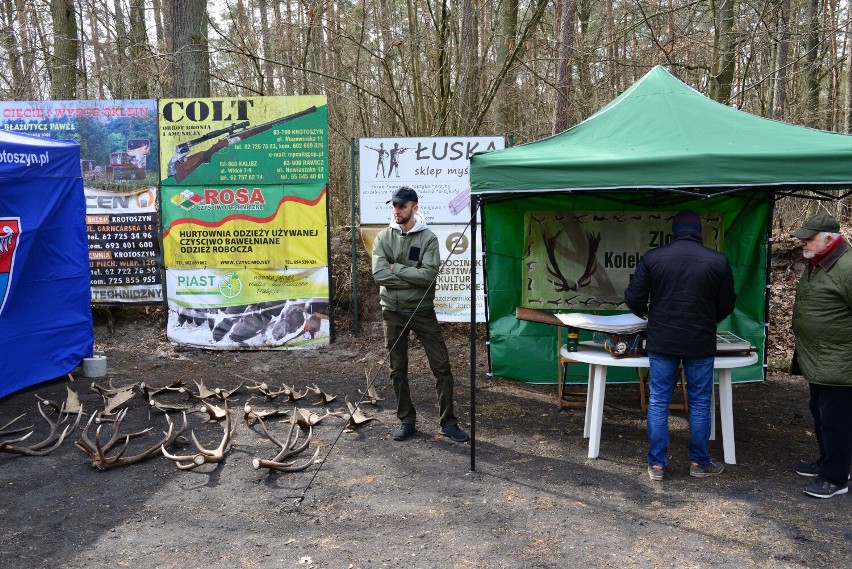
[
  {"left": 809, "top": 383, "right": 852, "bottom": 487},
  {"left": 382, "top": 308, "right": 457, "bottom": 428}
]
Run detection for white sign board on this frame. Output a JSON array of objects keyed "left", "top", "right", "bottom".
[{"left": 359, "top": 136, "right": 504, "bottom": 224}]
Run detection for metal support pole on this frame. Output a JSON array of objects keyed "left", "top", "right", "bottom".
[
  {"left": 470, "top": 194, "right": 478, "bottom": 472},
  {"left": 350, "top": 138, "right": 360, "bottom": 336}
]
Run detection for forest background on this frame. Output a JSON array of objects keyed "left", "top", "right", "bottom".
[{"left": 2, "top": 0, "right": 852, "bottom": 270}]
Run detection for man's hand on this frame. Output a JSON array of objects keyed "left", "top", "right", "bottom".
[{"left": 388, "top": 262, "right": 394, "bottom": 271}]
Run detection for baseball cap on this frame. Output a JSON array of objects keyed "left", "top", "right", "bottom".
[
  {"left": 791, "top": 212, "right": 840, "bottom": 239},
  {"left": 387, "top": 186, "right": 418, "bottom": 205}
]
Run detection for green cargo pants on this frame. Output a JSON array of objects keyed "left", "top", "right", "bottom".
[{"left": 381, "top": 308, "right": 458, "bottom": 428}]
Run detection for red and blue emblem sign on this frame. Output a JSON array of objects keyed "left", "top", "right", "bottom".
[{"left": 0, "top": 217, "right": 20, "bottom": 316}]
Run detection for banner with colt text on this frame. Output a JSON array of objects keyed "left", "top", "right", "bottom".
[
  {"left": 159, "top": 96, "right": 331, "bottom": 349},
  {"left": 158, "top": 96, "right": 326, "bottom": 186}
]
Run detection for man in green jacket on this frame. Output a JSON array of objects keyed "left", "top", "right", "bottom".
[
  {"left": 790, "top": 212, "right": 852, "bottom": 499},
  {"left": 371, "top": 186, "right": 469, "bottom": 443}
]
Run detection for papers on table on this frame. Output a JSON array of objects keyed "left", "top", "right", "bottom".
[
  {"left": 553, "top": 312, "right": 648, "bottom": 333},
  {"left": 716, "top": 331, "right": 753, "bottom": 353}
]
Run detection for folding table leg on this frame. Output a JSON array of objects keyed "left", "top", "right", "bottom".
[{"left": 587, "top": 365, "right": 608, "bottom": 459}]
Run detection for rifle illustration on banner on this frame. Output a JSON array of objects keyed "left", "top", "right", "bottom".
[{"left": 168, "top": 105, "right": 319, "bottom": 182}]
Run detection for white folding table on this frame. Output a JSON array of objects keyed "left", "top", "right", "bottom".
[{"left": 561, "top": 343, "right": 758, "bottom": 463}]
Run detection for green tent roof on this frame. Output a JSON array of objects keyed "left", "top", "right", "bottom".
[{"left": 470, "top": 66, "right": 852, "bottom": 195}]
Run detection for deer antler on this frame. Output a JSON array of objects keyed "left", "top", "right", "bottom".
[
  {"left": 0, "top": 413, "right": 31, "bottom": 436},
  {"left": 1, "top": 401, "right": 82, "bottom": 456},
  {"left": 213, "top": 382, "right": 244, "bottom": 402},
  {"left": 140, "top": 380, "right": 185, "bottom": 399},
  {"left": 305, "top": 383, "right": 337, "bottom": 405},
  {"left": 148, "top": 398, "right": 195, "bottom": 414},
  {"left": 162, "top": 400, "right": 235, "bottom": 470},
  {"left": 75, "top": 410, "right": 186, "bottom": 470},
  {"left": 32, "top": 388, "right": 82, "bottom": 421},
  {"left": 188, "top": 379, "right": 216, "bottom": 399},
  {"left": 246, "top": 381, "right": 290, "bottom": 400},
  {"left": 343, "top": 396, "right": 380, "bottom": 430},
  {"left": 281, "top": 384, "right": 307, "bottom": 402},
  {"left": 291, "top": 407, "right": 340, "bottom": 429},
  {"left": 251, "top": 417, "right": 320, "bottom": 472},
  {"left": 198, "top": 400, "right": 228, "bottom": 422},
  {"left": 243, "top": 400, "right": 288, "bottom": 427},
  {"left": 358, "top": 373, "right": 385, "bottom": 405},
  {"left": 141, "top": 381, "right": 194, "bottom": 417},
  {"left": 91, "top": 382, "right": 138, "bottom": 416}
]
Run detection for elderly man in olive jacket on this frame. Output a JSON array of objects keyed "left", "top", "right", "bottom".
[
  {"left": 790, "top": 212, "right": 852, "bottom": 499},
  {"left": 371, "top": 186, "right": 469, "bottom": 444}
]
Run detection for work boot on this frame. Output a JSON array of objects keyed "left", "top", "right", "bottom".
[
  {"left": 439, "top": 424, "right": 470, "bottom": 442},
  {"left": 392, "top": 423, "right": 415, "bottom": 441}
]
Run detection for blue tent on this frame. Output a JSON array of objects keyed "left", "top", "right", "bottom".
[{"left": 0, "top": 130, "right": 92, "bottom": 399}]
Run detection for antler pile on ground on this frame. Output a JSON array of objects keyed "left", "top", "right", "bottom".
[{"left": 1, "top": 371, "right": 386, "bottom": 476}]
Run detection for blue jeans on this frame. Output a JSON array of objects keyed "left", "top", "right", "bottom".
[{"left": 646, "top": 352, "right": 715, "bottom": 468}]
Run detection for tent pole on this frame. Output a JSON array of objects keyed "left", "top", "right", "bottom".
[
  {"left": 470, "top": 194, "right": 478, "bottom": 472},
  {"left": 764, "top": 191, "right": 775, "bottom": 381},
  {"left": 349, "top": 138, "right": 360, "bottom": 337}
]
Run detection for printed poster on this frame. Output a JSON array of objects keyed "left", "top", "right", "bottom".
[
  {"left": 359, "top": 136, "right": 504, "bottom": 224},
  {"left": 0, "top": 99, "right": 159, "bottom": 186},
  {"left": 161, "top": 184, "right": 327, "bottom": 269},
  {"left": 0, "top": 99, "right": 161, "bottom": 303},
  {"left": 166, "top": 267, "right": 330, "bottom": 349},
  {"left": 160, "top": 96, "right": 331, "bottom": 349},
  {"left": 87, "top": 187, "right": 161, "bottom": 302},
  {"left": 159, "top": 96, "right": 327, "bottom": 186},
  {"left": 522, "top": 210, "right": 724, "bottom": 309}
]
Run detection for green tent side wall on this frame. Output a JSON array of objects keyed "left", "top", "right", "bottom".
[{"left": 479, "top": 192, "right": 769, "bottom": 384}]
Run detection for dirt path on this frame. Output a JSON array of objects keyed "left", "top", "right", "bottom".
[{"left": 0, "top": 315, "right": 849, "bottom": 568}]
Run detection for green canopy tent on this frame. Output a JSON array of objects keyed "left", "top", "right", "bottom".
[
  {"left": 466, "top": 65, "right": 852, "bottom": 393},
  {"left": 472, "top": 65, "right": 852, "bottom": 194}
]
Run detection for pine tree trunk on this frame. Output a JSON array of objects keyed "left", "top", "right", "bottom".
[
  {"left": 171, "top": 0, "right": 210, "bottom": 98},
  {"left": 49, "top": 0, "right": 79, "bottom": 99}
]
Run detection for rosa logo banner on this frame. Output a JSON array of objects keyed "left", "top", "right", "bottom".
[{"left": 159, "top": 96, "right": 331, "bottom": 350}]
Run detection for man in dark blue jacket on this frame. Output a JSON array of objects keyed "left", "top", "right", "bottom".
[{"left": 624, "top": 210, "right": 737, "bottom": 481}]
